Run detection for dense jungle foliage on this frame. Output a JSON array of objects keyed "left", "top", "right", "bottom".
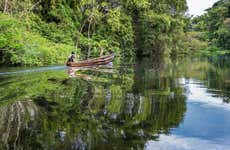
[
  {"left": 0, "top": 0, "right": 189, "bottom": 66},
  {"left": 191, "top": 0, "right": 230, "bottom": 56}
]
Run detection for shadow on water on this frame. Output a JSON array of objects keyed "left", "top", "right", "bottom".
[{"left": 0, "top": 55, "right": 229, "bottom": 149}]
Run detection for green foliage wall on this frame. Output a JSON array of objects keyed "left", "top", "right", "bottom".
[
  {"left": 0, "top": 0, "right": 188, "bottom": 66},
  {"left": 122, "top": 0, "right": 188, "bottom": 57},
  {"left": 0, "top": 13, "right": 75, "bottom": 66},
  {"left": 192, "top": 0, "right": 230, "bottom": 52}
]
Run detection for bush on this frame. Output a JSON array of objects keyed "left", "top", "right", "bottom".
[{"left": 0, "top": 13, "right": 77, "bottom": 66}]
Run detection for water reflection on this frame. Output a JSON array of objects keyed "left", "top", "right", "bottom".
[
  {"left": 67, "top": 64, "right": 114, "bottom": 80},
  {"left": 0, "top": 56, "right": 229, "bottom": 149},
  {"left": 145, "top": 134, "right": 230, "bottom": 150},
  {"left": 0, "top": 101, "right": 40, "bottom": 149},
  {"left": 182, "top": 79, "right": 230, "bottom": 110},
  {"left": 145, "top": 78, "right": 230, "bottom": 150}
]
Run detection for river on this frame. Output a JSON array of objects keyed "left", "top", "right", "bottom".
[{"left": 0, "top": 56, "right": 229, "bottom": 150}]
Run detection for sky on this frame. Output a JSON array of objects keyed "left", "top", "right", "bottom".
[{"left": 186, "top": 0, "right": 219, "bottom": 16}]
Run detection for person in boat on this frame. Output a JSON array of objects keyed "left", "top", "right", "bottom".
[
  {"left": 67, "top": 51, "right": 76, "bottom": 77},
  {"left": 67, "top": 52, "right": 76, "bottom": 64}
]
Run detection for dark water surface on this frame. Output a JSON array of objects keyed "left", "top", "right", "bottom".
[{"left": 0, "top": 57, "right": 229, "bottom": 150}]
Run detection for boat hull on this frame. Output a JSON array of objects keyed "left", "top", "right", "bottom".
[{"left": 67, "top": 54, "right": 115, "bottom": 67}]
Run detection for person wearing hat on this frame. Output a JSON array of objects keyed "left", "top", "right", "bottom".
[
  {"left": 66, "top": 51, "right": 76, "bottom": 65},
  {"left": 67, "top": 51, "right": 76, "bottom": 77}
]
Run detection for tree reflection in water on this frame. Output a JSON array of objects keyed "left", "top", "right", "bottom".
[{"left": 0, "top": 58, "right": 187, "bottom": 149}]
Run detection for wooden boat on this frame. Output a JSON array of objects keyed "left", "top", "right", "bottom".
[{"left": 66, "top": 53, "right": 115, "bottom": 67}]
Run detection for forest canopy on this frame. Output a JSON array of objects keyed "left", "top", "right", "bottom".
[
  {"left": 191, "top": 0, "right": 230, "bottom": 56},
  {"left": 2, "top": 0, "right": 226, "bottom": 66}
]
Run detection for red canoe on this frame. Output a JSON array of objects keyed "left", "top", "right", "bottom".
[{"left": 66, "top": 53, "right": 115, "bottom": 67}]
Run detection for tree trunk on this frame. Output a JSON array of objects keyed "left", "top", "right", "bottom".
[
  {"left": 3, "top": 0, "right": 8, "bottom": 13},
  {"left": 87, "top": 17, "right": 92, "bottom": 58},
  {"left": 100, "top": 48, "right": 104, "bottom": 56},
  {"left": 75, "top": 17, "right": 87, "bottom": 50},
  {"left": 87, "top": 0, "right": 95, "bottom": 58}
]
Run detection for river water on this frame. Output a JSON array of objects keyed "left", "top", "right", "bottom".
[{"left": 0, "top": 57, "right": 229, "bottom": 150}]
